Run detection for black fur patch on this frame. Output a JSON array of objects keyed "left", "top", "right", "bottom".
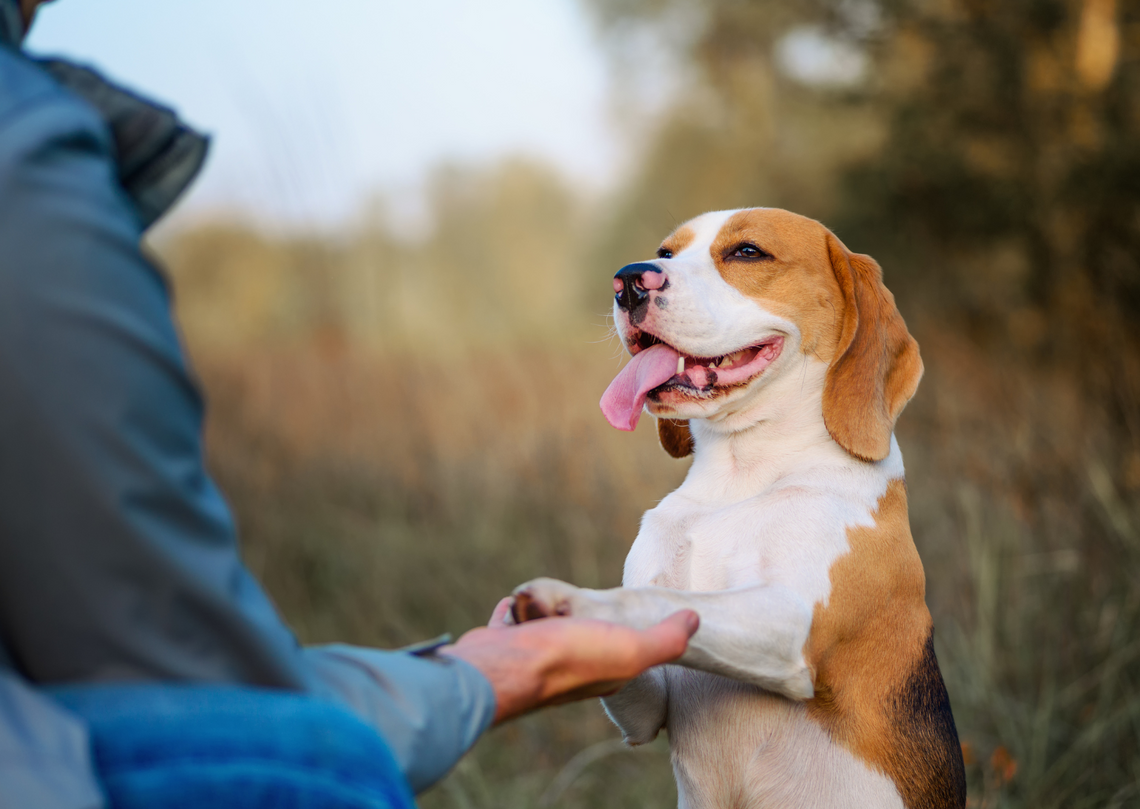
[{"left": 889, "top": 629, "right": 967, "bottom": 809}]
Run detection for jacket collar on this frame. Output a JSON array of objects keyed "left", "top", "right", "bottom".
[{"left": 1, "top": 0, "right": 209, "bottom": 228}]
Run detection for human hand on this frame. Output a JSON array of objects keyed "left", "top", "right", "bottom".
[{"left": 439, "top": 597, "right": 698, "bottom": 725}]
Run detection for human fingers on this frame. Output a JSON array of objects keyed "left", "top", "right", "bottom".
[
  {"left": 487, "top": 597, "right": 513, "bottom": 629},
  {"left": 444, "top": 609, "right": 700, "bottom": 724},
  {"left": 530, "top": 612, "right": 698, "bottom": 693},
  {"left": 631, "top": 609, "right": 699, "bottom": 667},
  {"left": 556, "top": 610, "right": 698, "bottom": 682}
]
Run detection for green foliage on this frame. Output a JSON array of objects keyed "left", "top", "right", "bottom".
[{"left": 842, "top": 0, "right": 1140, "bottom": 344}]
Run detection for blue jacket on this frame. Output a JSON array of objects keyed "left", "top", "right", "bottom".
[{"left": 0, "top": 6, "right": 495, "bottom": 806}]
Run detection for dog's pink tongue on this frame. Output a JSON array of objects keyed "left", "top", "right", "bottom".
[{"left": 600, "top": 343, "right": 681, "bottom": 431}]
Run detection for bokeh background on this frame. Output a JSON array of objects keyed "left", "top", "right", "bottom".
[{"left": 28, "top": 1, "right": 1140, "bottom": 807}]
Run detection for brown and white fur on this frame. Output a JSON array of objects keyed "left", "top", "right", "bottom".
[{"left": 512, "top": 208, "right": 966, "bottom": 809}]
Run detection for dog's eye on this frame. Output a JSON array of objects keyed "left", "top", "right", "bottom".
[
  {"left": 657, "top": 248, "right": 674, "bottom": 259},
  {"left": 729, "top": 243, "right": 770, "bottom": 260}
]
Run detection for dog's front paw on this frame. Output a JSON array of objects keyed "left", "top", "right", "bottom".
[{"left": 511, "top": 578, "right": 583, "bottom": 623}]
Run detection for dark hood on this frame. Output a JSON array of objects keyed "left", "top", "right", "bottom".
[{"left": 2, "top": 0, "right": 209, "bottom": 228}]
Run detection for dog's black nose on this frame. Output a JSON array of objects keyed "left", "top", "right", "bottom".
[{"left": 613, "top": 262, "right": 666, "bottom": 313}]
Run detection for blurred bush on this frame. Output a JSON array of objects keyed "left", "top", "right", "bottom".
[
  {"left": 165, "top": 159, "right": 593, "bottom": 352},
  {"left": 156, "top": 0, "right": 1139, "bottom": 806}
]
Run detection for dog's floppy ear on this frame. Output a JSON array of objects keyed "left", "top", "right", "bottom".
[
  {"left": 657, "top": 418, "right": 694, "bottom": 459},
  {"left": 823, "top": 235, "right": 923, "bottom": 462}
]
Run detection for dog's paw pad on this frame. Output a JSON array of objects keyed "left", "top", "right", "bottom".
[
  {"left": 511, "top": 589, "right": 552, "bottom": 623},
  {"left": 510, "top": 579, "right": 576, "bottom": 623}
]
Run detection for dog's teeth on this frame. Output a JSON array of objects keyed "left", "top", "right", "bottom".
[
  {"left": 722, "top": 350, "right": 745, "bottom": 367},
  {"left": 677, "top": 356, "right": 685, "bottom": 375}
]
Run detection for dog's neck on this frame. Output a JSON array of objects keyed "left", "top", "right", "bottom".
[{"left": 680, "top": 356, "right": 863, "bottom": 500}]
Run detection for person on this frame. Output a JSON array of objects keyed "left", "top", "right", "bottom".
[{"left": 0, "top": 2, "right": 699, "bottom": 806}]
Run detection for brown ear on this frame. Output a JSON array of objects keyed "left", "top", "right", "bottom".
[
  {"left": 657, "top": 418, "right": 694, "bottom": 459},
  {"left": 823, "top": 236, "right": 923, "bottom": 462}
]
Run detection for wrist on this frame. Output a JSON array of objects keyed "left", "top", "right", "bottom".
[{"left": 439, "top": 625, "right": 559, "bottom": 723}]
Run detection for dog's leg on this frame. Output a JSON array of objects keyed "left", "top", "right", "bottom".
[
  {"left": 601, "top": 667, "right": 668, "bottom": 745},
  {"left": 513, "top": 578, "right": 815, "bottom": 700}
]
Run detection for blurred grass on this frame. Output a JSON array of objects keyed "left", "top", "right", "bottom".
[
  {"left": 896, "top": 330, "right": 1140, "bottom": 808},
  {"left": 195, "top": 345, "right": 685, "bottom": 646}
]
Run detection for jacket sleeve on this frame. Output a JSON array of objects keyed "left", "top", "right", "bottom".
[{"left": 0, "top": 68, "right": 494, "bottom": 795}]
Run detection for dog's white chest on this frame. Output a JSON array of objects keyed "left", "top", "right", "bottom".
[
  {"left": 623, "top": 440, "right": 904, "bottom": 599},
  {"left": 625, "top": 497, "right": 770, "bottom": 591}
]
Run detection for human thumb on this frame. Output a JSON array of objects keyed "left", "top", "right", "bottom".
[{"left": 641, "top": 609, "right": 699, "bottom": 664}]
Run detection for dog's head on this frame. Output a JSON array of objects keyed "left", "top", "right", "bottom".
[{"left": 601, "top": 208, "right": 923, "bottom": 462}]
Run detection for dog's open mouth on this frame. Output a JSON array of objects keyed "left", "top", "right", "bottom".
[
  {"left": 600, "top": 333, "right": 784, "bottom": 431},
  {"left": 649, "top": 338, "right": 783, "bottom": 394}
]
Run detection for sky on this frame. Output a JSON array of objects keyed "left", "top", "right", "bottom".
[{"left": 26, "top": 0, "right": 616, "bottom": 229}]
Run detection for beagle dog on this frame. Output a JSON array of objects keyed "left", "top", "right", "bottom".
[{"left": 512, "top": 209, "right": 966, "bottom": 809}]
